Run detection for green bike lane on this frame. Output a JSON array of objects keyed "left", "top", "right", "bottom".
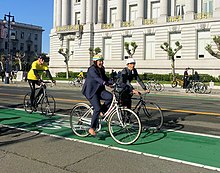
[{"left": 0, "top": 108, "right": 220, "bottom": 171}]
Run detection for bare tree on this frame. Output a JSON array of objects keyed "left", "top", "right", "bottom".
[
  {"left": 58, "top": 48, "right": 73, "bottom": 79},
  {"left": 89, "top": 47, "right": 101, "bottom": 58},
  {"left": 15, "top": 51, "right": 25, "bottom": 71},
  {"left": 205, "top": 35, "right": 220, "bottom": 59},
  {"left": 124, "top": 42, "right": 138, "bottom": 58},
  {"left": 160, "top": 41, "right": 182, "bottom": 80}
]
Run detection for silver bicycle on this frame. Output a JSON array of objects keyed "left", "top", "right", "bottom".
[{"left": 70, "top": 91, "right": 142, "bottom": 145}]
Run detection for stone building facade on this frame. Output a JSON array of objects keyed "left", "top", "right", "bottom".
[
  {"left": 0, "top": 19, "right": 43, "bottom": 67},
  {"left": 50, "top": 0, "right": 220, "bottom": 76}
]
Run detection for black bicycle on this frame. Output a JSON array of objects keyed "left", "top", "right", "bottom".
[
  {"left": 23, "top": 81, "right": 56, "bottom": 117},
  {"left": 132, "top": 93, "right": 164, "bottom": 131}
]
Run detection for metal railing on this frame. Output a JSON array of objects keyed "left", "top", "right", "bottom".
[
  {"left": 122, "top": 21, "right": 134, "bottom": 27},
  {"left": 195, "top": 12, "right": 213, "bottom": 20}
]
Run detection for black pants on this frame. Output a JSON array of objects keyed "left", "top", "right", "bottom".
[
  {"left": 120, "top": 91, "right": 132, "bottom": 109},
  {"left": 28, "top": 80, "right": 41, "bottom": 107},
  {"left": 88, "top": 89, "right": 113, "bottom": 129}
]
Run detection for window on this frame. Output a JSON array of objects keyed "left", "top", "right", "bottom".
[
  {"left": 169, "top": 33, "right": 182, "bottom": 59},
  {"left": 176, "top": 5, "right": 185, "bottom": 16},
  {"left": 202, "top": 0, "right": 213, "bottom": 13},
  {"left": 28, "top": 33, "right": 32, "bottom": 40},
  {"left": 123, "top": 36, "right": 132, "bottom": 59},
  {"left": 110, "top": 8, "right": 117, "bottom": 24},
  {"left": 145, "top": 35, "right": 155, "bottom": 60},
  {"left": 35, "top": 34, "right": 38, "bottom": 41},
  {"left": 34, "top": 45, "right": 38, "bottom": 52},
  {"left": 151, "top": 1, "right": 160, "bottom": 18},
  {"left": 20, "top": 43, "right": 24, "bottom": 51},
  {"left": 27, "top": 45, "right": 31, "bottom": 52},
  {"left": 104, "top": 38, "right": 112, "bottom": 60},
  {"left": 21, "top": 32, "right": 24, "bottom": 39},
  {"left": 5, "top": 42, "right": 8, "bottom": 49},
  {"left": 129, "top": 5, "right": 137, "bottom": 21},
  {"left": 197, "top": 30, "right": 212, "bottom": 59},
  {"left": 75, "top": 12, "right": 80, "bottom": 24}
]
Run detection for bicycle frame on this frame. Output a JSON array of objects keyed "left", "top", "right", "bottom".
[
  {"left": 34, "top": 84, "right": 46, "bottom": 106},
  {"left": 79, "top": 92, "right": 124, "bottom": 128}
]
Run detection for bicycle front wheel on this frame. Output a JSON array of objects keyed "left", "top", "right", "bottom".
[
  {"left": 23, "top": 92, "right": 33, "bottom": 114},
  {"left": 69, "top": 80, "right": 74, "bottom": 86},
  {"left": 41, "top": 94, "right": 56, "bottom": 117},
  {"left": 142, "top": 102, "right": 163, "bottom": 130},
  {"left": 108, "top": 108, "right": 142, "bottom": 145},
  {"left": 70, "top": 103, "right": 92, "bottom": 137}
]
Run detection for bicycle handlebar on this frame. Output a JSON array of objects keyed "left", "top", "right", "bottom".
[{"left": 40, "top": 80, "right": 56, "bottom": 87}]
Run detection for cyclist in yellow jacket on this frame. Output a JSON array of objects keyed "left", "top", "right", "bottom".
[{"left": 27, "top": 54, "right": 55, "bottom": 110}]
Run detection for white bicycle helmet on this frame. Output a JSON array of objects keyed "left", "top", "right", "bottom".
[{"left": 126, "top": 58, "right": 136, "bottom": 64}]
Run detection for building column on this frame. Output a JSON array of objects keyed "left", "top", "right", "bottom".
[
  {"left": 93, "top": 0, "right": 97, "bottom": 23},
  {"left": 53, "top": 0, "right": 57, "bottom": 27},
  {"left": 116, "top": 0, "right": 123, "bottom": 27},
  {"left": 56, "top": 0, "right": 62, "bottom": 26},
  {"left": 158, "top": 0, "right": 168, "bottom": 23},
  {"left": 213, "top": 0, "right": 220, "bottom": 18},
  {"left": 136, "top": 0, "right": 144, "bottom": 25},
  {"left": 185, "top": 0, "right": 195, "bottom": 21},
  {"left": 62, "top": 0, "right": 70, "bottom": 26},
  {"left": 98, "top": 0, "right": 104, "bottom": 23},
  {"left": 81, "top": 0, "right": 86, "bottom": 24},
  {"left": 86, "top": 0, "right": 93, "bottom": 24}
]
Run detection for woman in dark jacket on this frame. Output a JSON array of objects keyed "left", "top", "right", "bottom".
[
  {"left": 116, "top": 58, "right": 149, "bottom": 109},
  {"left": 82, "top": 54, "right": 113, "bottom": 136}
]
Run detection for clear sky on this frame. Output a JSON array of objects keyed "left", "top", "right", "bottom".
[{"left": 0, "top": 0, "right": 53, "bottom": 54}]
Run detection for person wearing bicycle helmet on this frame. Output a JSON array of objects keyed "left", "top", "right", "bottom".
[
  {"left": 82, "top": 54, "right": 113, "bottom": 136},
  {"left": 27, "top": 54, "right": 55, "bottom": 110},
  {"left": 116, "top": 58, "right": 149, "bottom": 109}
]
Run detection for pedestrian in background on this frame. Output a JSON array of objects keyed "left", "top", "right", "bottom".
[{"left": 183, "top": 68, "right": 189, "bottom": 88}]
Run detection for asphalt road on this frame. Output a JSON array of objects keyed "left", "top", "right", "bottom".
[{"left": 0, "top": 83, "right": 220, "bottom": 173}]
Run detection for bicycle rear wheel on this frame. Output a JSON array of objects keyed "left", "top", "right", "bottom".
[
  {"left": 171, "top": 81, "right": 177, "bottom": 88},
  {"left": 41, "top": 94, "right": 56, "bottom": 117},
  {"left": 70, "top": 103, "right": 92, "bottom": 137},
  {"left": 142, "top": 102, "right": 163, "bottom": 130},
  {"left": 23, "top": 92, "right": 33, "bottom": 114},
  {"left": 108, "top": 108, "right": 141, "bottom": 145}
]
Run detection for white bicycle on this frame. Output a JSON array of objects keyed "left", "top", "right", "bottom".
[{"left": 70, "top": 90, "right": 142, "bottom": 145}]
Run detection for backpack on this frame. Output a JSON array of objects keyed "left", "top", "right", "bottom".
[{"left": 114, "top": 68, "right": 129, "bottom": 93}]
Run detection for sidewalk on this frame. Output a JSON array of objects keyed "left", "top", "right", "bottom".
[{"left": 0, "top": 80, "right": 220, "bottom": 98}]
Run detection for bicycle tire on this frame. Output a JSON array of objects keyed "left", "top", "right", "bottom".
[
  {"left": 41, "top": 94, "right": 56, "bottom": 117},
  {"left": 69, "top": 80, "right": 74, "bottom": 86},
  {"left": 70, "top": 103, "right": 93, "bottom": 137},
  {"left": 23, "top": 92, "right": 33, "bottom": 114},
  {"left": 171, "top": 81, "right": 177, "bottom": 88},
  {"left": 108, "top": 108, "right": 141, "bottom": 145},
  {"left": 142, "top": 101, "right": 164, "bottom": 130},
  {"left": 154, "top": 83, "right": 162, "bottom": 91}
]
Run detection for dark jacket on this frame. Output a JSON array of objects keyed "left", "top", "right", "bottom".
[
  {"left": 82, "top": 64, "right": 110, "bottom": 99},
  {"left": 117, "top": 67, "right": 146, "bottom": 92}
]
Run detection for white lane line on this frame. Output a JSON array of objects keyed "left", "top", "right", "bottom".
[
  {"left": 1, "top": 124, "right": 220, "bottom": 172},
  {"left": 1, "top": 107, "right": 220, "bottom": 172}
]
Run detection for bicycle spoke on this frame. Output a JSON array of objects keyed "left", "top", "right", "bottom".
[
  {"left": 70, "top": 103, "right": 92, "bottom": 137},
  {"left": 109, "top": 108, "right": 141, "bottom": 145}
]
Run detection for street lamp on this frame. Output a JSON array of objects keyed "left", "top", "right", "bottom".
[{"left": 3, "top": 12, "right": 15, "bottom": 84}]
